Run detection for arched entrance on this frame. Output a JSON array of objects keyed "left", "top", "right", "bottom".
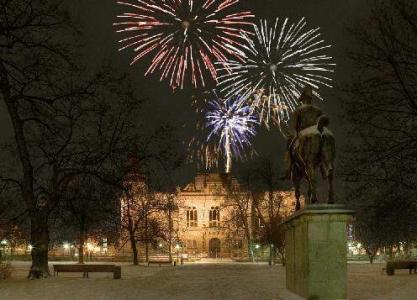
[{"left": 209, "top": 238, "right": 221, "bottom": 258}]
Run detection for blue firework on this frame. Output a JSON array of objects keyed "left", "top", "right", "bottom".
[{"left": 205, "top": 93, "right": 258, "bottom": 173}]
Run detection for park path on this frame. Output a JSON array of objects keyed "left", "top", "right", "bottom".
[
  {"left": 1, "top": 262, "right": 416, "bottom": 299},
  {"left": 370, "top": 281, "right": 417, "bottom": 300},
  {"left": 0, "top": 263, "right": 285, "bottom": 300}
]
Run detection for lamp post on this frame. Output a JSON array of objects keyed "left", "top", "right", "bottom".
[
  {"left": 175, "top": 244, "right": 181, "bottom": 265},
  {"left": 63, "top": 243, "right": 70, "bottom": 256},
  {"left": 255, "top": 244, "right": 260, "bottom": 262},
  {"left": 86, "top": 243, "right": 94, "bottom": 261},
  {"left": 0, "top": 240, "right": 7, "bottom": 259}
]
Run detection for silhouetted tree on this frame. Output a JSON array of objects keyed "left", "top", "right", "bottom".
[
  {"left": 238, "top": 156, "right": 291, "bottom": 266},
  {"left": 61, "top": 176, "right": 118, "bottom": 264},
  {"left": 223, "top": 179, "right": 255, "bottom": 262},
  {"left": 0, "top": 0, "right": 142, "bottom": 274},
  {"left": 342, "top": 0, "right": 417, "bottom": 259}
]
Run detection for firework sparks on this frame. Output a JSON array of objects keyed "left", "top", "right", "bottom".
[
  {"left": 217, "top": 18, "right": 335, "bottom": 125},
  {"left": 114, "top": 0, "right": 254, "bottom": 90},
  {"left": 205, "top": 92, "right": 258, "bottom": 173}
]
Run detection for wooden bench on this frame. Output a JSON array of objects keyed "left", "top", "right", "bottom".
[
  {"left": 386, "top": 261, "right": 417, "bottom": 276},
  {"left": 147, "top": 257, "right": 172, "bottom": 267},
  {"left": 53, "top": 264, "right": 121, "bottom": 279}
]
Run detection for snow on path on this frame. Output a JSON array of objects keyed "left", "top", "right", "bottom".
[
  {"left": 0, "top": 262, "right": 416, "bottom": 299},
  {"left": 0, "top": 262, "right": 284, "bottom": 300}
]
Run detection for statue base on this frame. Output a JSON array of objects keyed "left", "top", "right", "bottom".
[{"left": 283, "top": 204, "right": 354, "bottom": 300}]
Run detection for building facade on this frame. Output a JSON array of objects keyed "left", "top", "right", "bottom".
[
  {"left": 175, "top": 173, "right": 297, "bottom": 259},
  {"left": 177, "top": 173, "right": 237, "bottom": 258}
]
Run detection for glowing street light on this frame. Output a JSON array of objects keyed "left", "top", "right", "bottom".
[
  {"left": 255, "top": 244, "right": 260, "bottom": 250},
  {"left": 63, "top": 243, "right": 70, "bottom": 250},
  {"left": 86, "top": 243, "right": 94, "bottom": 251}
]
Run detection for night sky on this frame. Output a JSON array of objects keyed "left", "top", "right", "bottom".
[{"left": 0, "top": 0, "right": 371, "bottom": 187}]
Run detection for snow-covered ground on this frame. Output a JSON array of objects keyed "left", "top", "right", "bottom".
[{"left": 0, "top": 261, "right": 416, "bottom": 299}]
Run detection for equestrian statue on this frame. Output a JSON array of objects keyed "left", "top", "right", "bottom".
[{"left": 283, "top": 86, "right": 336, "bottom": 210}]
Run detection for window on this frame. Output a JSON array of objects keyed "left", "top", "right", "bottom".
[
  {"left": 209, "top": 206, "right": 220, "bottom": 227},
  {"left": 186, "top": 207, "right": 198, "bottom": 227},
  {"left": 186, "top": 240, "right": 197, "bottom": 249}
]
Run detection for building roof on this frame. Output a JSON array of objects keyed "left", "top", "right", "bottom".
[{"left": 181, "top": 173, "right": 238, "bottom": 193}]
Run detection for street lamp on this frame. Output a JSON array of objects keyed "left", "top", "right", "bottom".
[
  {"left": 175, "top": 244, "right": 181, "bottom": 265},
  {"left": 86, "top": 243, "right": 94, "bottom": 251},
  {"left": 63, "top": 243, "right": 70, "bottom": 256},
  {"left": 0, "top": 240, "right": 7, "bottom": 258}
]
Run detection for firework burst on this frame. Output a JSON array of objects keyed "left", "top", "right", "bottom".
[
  {"left": 217, "top": 18, "right": 335, "bottom": 125},
  {"left": 204, "top": 92, "right": 258, "bottom": 173},
  {"left": 114, "top": 0, "right": 254, "bottom": 90}
]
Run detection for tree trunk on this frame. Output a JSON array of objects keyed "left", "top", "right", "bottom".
[
  {"left": 144, "top": 215, "right": 149, "bottom": 262},
  {"left": 28, "top": 214, "right": 50, "bottom": 279},
  {"left": 168, "top": 207, "right": 173, "bottom": 261},
  {"left": 247, "top": 241, "right": 254, "bottom": 262},
  {"left": 366, "top": 247, "right": 377, "bottom": 264},
  {"left": 388, "top": 245, "right": 394, "bottom": 260},
  {"left": 145, "top": 242, "right": 149, "bottom": 263},
  {"left": 130, "top": 233, "right": 138, "bottom": 265},
  {"left": 242, "top": 216, "right": 254, "bottom": 262},
  {"left": 1, "top": 61, "right": 48, "bottom": 279},
  {"left": 78, "top": 224, "right": 85, "bottom": 264},
  {"left": 126, "top": 202, "right": 138, "bottom": 265},
  {"left": 278, "top": 247, "right": 286, "bottom": 266},
  {"left": 268, "top": 244, "right": 274, "bottom": 266}
]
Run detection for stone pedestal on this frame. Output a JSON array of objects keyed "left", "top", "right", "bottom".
[{"left": 283, "top": 204, "right": 354, "bottom": 300}]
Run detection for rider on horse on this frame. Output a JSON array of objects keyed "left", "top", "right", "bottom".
[{"left": 284, "top": 86, "right": 324, "bottom": 180}]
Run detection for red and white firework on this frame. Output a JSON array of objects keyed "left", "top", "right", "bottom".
[{"left": 114, "top": 0, "right": 254, "bottom": 89}]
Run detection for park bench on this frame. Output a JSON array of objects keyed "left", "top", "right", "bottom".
[
  {"left": 386, "top": 261, "right": 417, "bottom": 276},
  {"left": 53, "top": 264, "right": 121, "bottom": 279},
  {"left": 147, "top": 256, "right": 172, "bottom": 266}
]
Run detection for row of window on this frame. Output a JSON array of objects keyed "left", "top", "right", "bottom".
[
  {"left": 183, "top": 239, "right": 243, "bottom": 249},
  {"left": 186, "top": 207, "right": 220, "bottom": 227}
]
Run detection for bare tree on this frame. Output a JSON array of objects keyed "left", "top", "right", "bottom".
[
  {"left": 119, "top": 123, "right": 183, "bottom": 265},
  {"left": 159, "top": 192, "right": 179, "bottom": 262},
  {"left": 223, "top": 181, "right": 255, "bottom": 262},
  {"left": 120, "top": 174, "right": 151, "bottom": 265},
  {"left": 233, "top": 156, "right": 294, "bottom": 266},
  {"left": 120, "top": 179, "right": 174, "bottom": 264},
  {"left": 0, "top": 0, "right": 106, "bottom": 278},
  {"left": 341, "top": 0, "right": 417, "bottom": 257},
  {"left": 61, "top": 176, "right": 118, "bottom": 264}
]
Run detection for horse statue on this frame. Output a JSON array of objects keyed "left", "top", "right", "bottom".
[{"left": 282, "top": 88, "right": 336, "bottom": 210}]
